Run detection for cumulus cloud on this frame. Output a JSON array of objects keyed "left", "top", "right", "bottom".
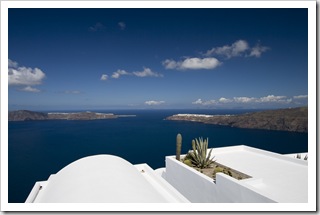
[
  {"left": 249, "top": 44, "right": 270, "bottom": 57},
  {"left": 205, "top": 40, "right": 249, "bottom": 58},
  {"left": 163, "top": 57, "right": 221, "bottom": 70},
  {"left": 8, "top": 59, "right": 18, "bottom": 68},
  {"left": 8, "top": 59, "right": 46, "bottom": 86},
  {"left": 100, "top": 74, "right": 108, "bottom": 81},
  {"left": 192, "top": 99, "right": 203, "bottom": 104},
  {"left": 20, "top": 86, "right": 41, "bottom": 93},
  {"left": 205, "top": 40, "right": 269, "bottom": 58},
  {"left": 258, "top": 95, "right": 287, "bottom": 103},
  {"left": 192, "top": 99, "right": 216, "bottom": 106},
  {"left": 111, "top": 68, "right": 163, "bottom": 79},
  {"left": 118, "top": 22, "right": 126, "bottom": 30},
  {"left": 88, "top": 22, "right": 106, "bottom": 32},
  {"left": 219, "top": 97, "right": 232, "bottom": 103},
  {"left": 233, "top": 97, "right": 257, "bottom": 103},
  {"left": 162, "top": 59, "right": 178, "bottom": 69},
  {"left": 293, "top": 95, "right": 308, "bottom": 99},
  {"left": 145, "top": 100, "right": 165, "bottom": 105},
  {"left": 193, "top": 95, "right": 296, "bottom": 106},
  {"left": 111, "top": 70, "right": 130, "bottom": 79},
  {"left": 133, "top": 67, "right": 163, "bottom": 77}
]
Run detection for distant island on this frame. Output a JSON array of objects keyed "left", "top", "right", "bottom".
[
  {"left": 166, "top": 107, "right": 308, "bottom": 133},
  {"left": 8, "top": 110, "right": 136, "bottom": 121}
]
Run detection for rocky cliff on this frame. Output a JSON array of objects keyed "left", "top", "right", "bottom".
[{"left": 166, "top": 107, "right": 308, "bottom": 133}]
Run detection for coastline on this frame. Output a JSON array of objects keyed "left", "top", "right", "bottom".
[
  {"left": 166, "top": 107, "right": 307, "bottom": 133},
  {"left": 8, "top": 110, "right": 136, "bottom": 121}
]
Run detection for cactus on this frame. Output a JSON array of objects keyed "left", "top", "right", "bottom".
[
  {"left": 176, "top": 133, "right": 182, "bottom": 160},
  {"left": 192, "top": 139, "right": 195, "bottom": 151},
  {"left": 189, "top": 137, "right": 215, "bottom": 169}
]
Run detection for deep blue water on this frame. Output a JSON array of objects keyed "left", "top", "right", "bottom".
[{"left": 8, "top": 109, "right": 308, "bottom": 203}]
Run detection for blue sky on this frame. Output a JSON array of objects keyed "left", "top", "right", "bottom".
[{"left": 8, "top": 8, "right": 308, "bottom": 110}]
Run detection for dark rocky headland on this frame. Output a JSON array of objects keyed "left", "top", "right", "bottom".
[
  {"left": 8, "top": 110, "right": 135, "bottom": 121},
  {"left": 166, "top": 107, "right": 307, "bottom": 133}
]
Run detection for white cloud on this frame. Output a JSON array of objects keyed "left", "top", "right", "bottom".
[
  {"left": 192, "top": 99, "right": 203, "bottom": 104},
  {"left": 219, "top": 97, "right": 232, "bottom": 103},
  {"left": 249, "top": 44, "right": 270, "bottom": 57},
  {"left": 133, "top": 67, "right": 163, "bottom": 77},
  {"left": 111, "top": 68, "right": 163, "bottom": 79},
  {"left": 180, "top": 58, "right": 221, "bottom": 70},
  {"left": 118, "top": 22, "right": 126, "bottom": 30},
  {"left": 8, "top": 59, "right": 18, "bottom": 68},
  {"left": 205, "top": 40, "right": 269, "bottom": 58},
  {"left": 100, "top": 74, "right": 108, "bottom": 81},
  {"left": 258, "top": 95, "right": 287, "bottom": 103},
  {"left": 162, "top": 59, "right": 178, "bottom": 69},
  {"left": 88, "top": 22, "right": 106, "bottom": 32},
  {"left": 8, "top": 59, "right": 46, "bottom": 86},
  {"left": 111, "top": 70, "right": 130, "bottom": 79},
  {"left": 233, "top": 97, "right": 257, "bottom": 103},
  {"left": 145, "top": 100, "right": 165, "bottom": 105},
  {"left": 234, "top": 95, "right": 290, "bottom": 104},
  {"left": 192, "top": 99, "right": 216, "bottom": 106},
  {"left": 20, "top": 86, "right": 41, "bottom": 93},
  {"left": 205, "top": 40, "right": 249, "bottom": 58},
  {"left": 202, "top": 100, "right": 217, "bottom": 105},
  {"left": 163, "top": 57, "right": 221, "bottom": 70},
  {"left": 293, "top": 95, "right": 308, "bottom": 99},
  {"left": 193, "top": 95, "right": 296, "bottom": 106}
]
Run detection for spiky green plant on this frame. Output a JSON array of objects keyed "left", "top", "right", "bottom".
[
  {"left": 183, "top": 159, "right": 193, "bottom": 167},
  {"left": 176, "top": 133, "right": 182, "bottom": 160},
  {"left": 189, "top": 137, "right": 215, "bottom": 169}
]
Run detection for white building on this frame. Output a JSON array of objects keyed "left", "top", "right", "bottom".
[
  {"left": 26, "top": 145, "right": 307, "bottom": 203},
  {"left": 25, "top": 155, "right": 189, "bottom": 203}
]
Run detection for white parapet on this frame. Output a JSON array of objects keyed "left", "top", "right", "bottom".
[{"left": 164, "top": 145, "right": 308, "bottom": 203}]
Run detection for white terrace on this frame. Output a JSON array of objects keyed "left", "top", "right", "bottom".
[
  {"left": 161, "top": 145, "right": 307, "bottom": 203},
  {"left": 26, "top": 145, "right": 307, "bottom": 203}
]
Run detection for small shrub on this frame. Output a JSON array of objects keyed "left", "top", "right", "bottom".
[
  {"left": 213, "top": 167, "right": 232, "bottom": 178},
  {"left": 214, "top": 167, "right": 224, "bottom": 174},
  {"left": 183, "top": 159, "right": 193, "bottom": 167}
]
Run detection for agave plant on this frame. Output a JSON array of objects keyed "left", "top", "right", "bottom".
[{"left": 188, "top": 137, "right": 215, "bottom": 169}]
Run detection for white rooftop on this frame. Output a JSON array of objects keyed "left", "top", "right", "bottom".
[
  {"left": 211, "top": 145, "right": 308, "bottom": 203},
  {"left": 26, "top": 145, "right": 308, "bottom": 204},
  {"left": 26, "top": 155, "right": 189, "bottom": 203}
]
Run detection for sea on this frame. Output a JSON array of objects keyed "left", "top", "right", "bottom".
[{"left": 8, "top": 109, "right": 308, "bottom": 203}]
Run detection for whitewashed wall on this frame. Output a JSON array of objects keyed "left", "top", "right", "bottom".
[{"left": 164, "top": 156, "right": 275, "bottom": 203}]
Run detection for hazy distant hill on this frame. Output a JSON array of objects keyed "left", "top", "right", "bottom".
[
  {"left": 166, "top": 107, "right": 308, "bottom": 133},
  {"left": 8, "top": 110, "right": 118, "bottom": 121},
  {"left": 9, "top": 110, "right": 48, "bottom": 121}
]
